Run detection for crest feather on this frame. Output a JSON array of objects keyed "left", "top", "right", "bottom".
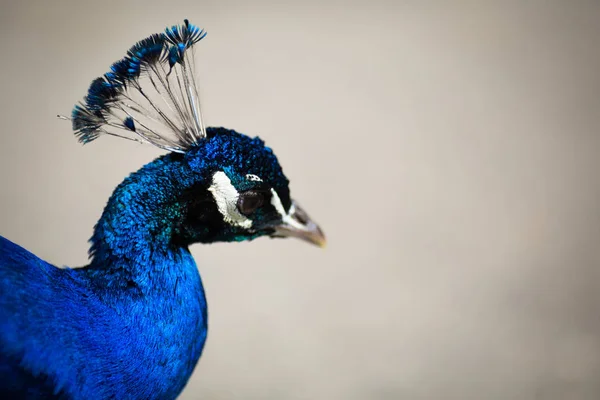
[{"left": 65, "top": 20, "right": 208, "bottom": 153}]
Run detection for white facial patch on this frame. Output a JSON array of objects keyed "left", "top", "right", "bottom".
[{"left": 208, "top": 171, "right": 252, "bottom": 229}]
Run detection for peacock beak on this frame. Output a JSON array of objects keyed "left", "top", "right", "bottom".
[{"left": 271, "top": 201, "right": 326, "bottom": 248}]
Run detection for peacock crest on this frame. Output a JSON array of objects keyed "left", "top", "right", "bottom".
[{"left": 64, "top": 19, "right": 208, "bottom": 153}]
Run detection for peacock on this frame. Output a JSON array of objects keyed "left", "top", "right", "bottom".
[{"left": 0, "top": 19, "right": 325, "bottom": 399}]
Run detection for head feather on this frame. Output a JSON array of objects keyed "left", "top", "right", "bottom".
[{"left": 65, "top": 20, "right": 208, "bottom": 152}]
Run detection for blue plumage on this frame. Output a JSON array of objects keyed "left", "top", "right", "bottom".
[
  {"left": 124, "top": 116, "right": 136, "bottom": 131},
  {"left": 165, "top": 21, "right": 206, "bottom": 68},
  {"left": 85, "top": 77, "right": 120, "bottom": 112},
  {"left": 0, "top": 234, "right": 205, "bottom": 399},
  {"left": 2, "top": 21, "right": 325, "bottom": 399},
  {"left": 109, "top": 58, "right": 138, "bottom": 83}
]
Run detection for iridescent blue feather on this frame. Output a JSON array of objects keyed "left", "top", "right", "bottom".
[
  {"left": 165, "top": 19, "right": 207, "bottom": 67},
  {"left": 85, "top": 77, "right": 121, "bottom": 112},
  {"left": 126, "top": 33, "right": 167, "bottom": 72}
]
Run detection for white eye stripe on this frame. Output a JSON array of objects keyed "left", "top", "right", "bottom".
[
  {"left": 270, "top": 188, "right": 287, "bottom": 218},
  {"left": 270, "top": 189, "right": 304, "bottom": 230},
  {"left": 208, "top": 171, "right": 252, "bottom": 229}
]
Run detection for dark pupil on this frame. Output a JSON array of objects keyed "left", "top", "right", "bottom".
[{"left": 238, "top": 191, "right": 265, "bottom": 215}]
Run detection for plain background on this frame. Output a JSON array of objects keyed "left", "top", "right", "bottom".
[{"left": 1, "top": 1, "right": 599, "bottom": 399}]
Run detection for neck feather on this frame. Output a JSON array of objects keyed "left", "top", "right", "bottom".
[{"left": 87, "top": 153, "right": 203, "bottom": 287}]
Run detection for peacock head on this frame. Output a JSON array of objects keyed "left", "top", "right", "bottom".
[
  {"left": 174, "top": 127, "right": 325, "bottom": 246},
  {"left": 66, "top": 20, "right": 325, "bottom": 249}
]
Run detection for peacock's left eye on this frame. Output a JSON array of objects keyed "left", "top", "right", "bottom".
[{"left": 237, "top": 191, "right": 265, "bottom": 215}]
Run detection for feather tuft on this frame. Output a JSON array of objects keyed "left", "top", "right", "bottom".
[
  {"left": 85, "top": 77, "right": 121, "bottom": 112},
  {"left": 165, "top": 19, "right": 207, "bottom": 55},
  {"left": 64, "top": 19, "right": 208, "bottom": 152},
  {"left": 72, "top": 105, "right": 105, "bottom": 143}
]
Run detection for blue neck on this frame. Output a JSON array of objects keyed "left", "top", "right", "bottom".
[
  {"left": 86, "top": 153, "right": 201, "bottom": 292},
  {"left": 75, "top": 154, "right": 209, "bottom": 398}
]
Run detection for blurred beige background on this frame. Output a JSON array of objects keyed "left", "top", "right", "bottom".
[{"left": 1, "top": 1, "right": 600, "bottom": 399}]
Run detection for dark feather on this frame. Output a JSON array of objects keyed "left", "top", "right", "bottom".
[{"left": 71, "top": 105, "right": 105, "bottom": 143}]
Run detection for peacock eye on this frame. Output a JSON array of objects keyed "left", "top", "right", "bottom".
[{"left": 237, "top": 191, "right": 265, "bottom": 215}]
